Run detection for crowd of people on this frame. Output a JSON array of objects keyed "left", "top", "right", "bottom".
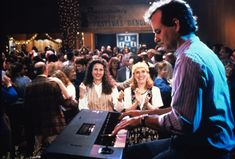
[
  {"left": 1, "top": 40, "right": 175, "bottom": 158},
  {"left": 1, "top": 0, "right": 235, "bottom": 158}
]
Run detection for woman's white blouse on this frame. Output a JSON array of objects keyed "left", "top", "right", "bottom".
[
  {"left": 79, "top": 83, "right": 119, "bottom": 111},
  {"left": 67, "top": 83, "right": 76, "bottom": 100},
  {"left": 120, "top": 86, "right": 163, "bottom": 111}
]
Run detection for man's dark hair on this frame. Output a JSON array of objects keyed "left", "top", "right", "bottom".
[
  {"left": 145, "top": 0, "right": 198, "bottom": 35},
  {"left": 66, "top": 51, "right": 74, "bottom": 61},
  {"left": 48, "top": 54, "right": 58, "bottom": 63},
  {"left": 75, "top": 57, "right": 88, "bottom": 65}
]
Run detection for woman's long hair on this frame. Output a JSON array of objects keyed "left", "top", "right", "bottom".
[
  {"left": 51, "top": 70, "right": 71, "bottom": 87},
  {"left": 83, "top": 58, "right": 114, "bottom": 94},
  {"left": 130, "top": 74, "right": 153, "bottom": 90},
  {"left": 130, "top": 62, "right": 154, "bottom": 90},
  {"left": 108, "top": 57, "right": 120, "bottom": 79}
]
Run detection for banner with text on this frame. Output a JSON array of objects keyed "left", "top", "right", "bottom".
[{"left": 80, "top": 5, "right": 152, "bottom": 33}]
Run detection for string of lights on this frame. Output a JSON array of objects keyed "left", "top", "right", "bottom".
[
  {"left": 45, "top": 33, "right": 62, "bottom": 45},
  {"left": 10, "top": 34, "right": 38, "bottom": 45},
  {"left": 9, "top": 33, "right": 62, "bottom": 45},
  {"left": 77, "top": 32, "right": 84, "bottom": 48},
  {"left": 58, "top": 0, "right": 80, "bottom": 51}
]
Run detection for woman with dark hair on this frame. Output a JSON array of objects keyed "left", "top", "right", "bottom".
[
  {"left": 79, "top": 58, "right": 119, "bottom": 111},
  {"left": 108, "top": 57, "right": 120, "bottom": 80}
]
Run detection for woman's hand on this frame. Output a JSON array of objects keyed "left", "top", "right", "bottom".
[
  {"left": 118, "top": 90, "right": 124, "bottom": 102},
  {"left": 2, "top": 75, "right": 12, "bottom": 87},
  {"left": 79, "top": 83, "right": 87, "bottom": 99},
  {"left": 134, "top": 88, "right": 141, "bottom": 104},
  {"left": 144, "top": 95, "right": 151, "bottom": 106}
]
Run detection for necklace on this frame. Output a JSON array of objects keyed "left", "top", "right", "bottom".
[{"left": 141, "top": 90, "right": 148, "bottom": 95}]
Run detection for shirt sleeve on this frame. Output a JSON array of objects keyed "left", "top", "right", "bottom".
[
  {"left": 2, "top": 86, "right": 18, "bottom": 104},
  {"left": 151, "top": 86, "right": 164, "bottom": 108},
  {"left": 158, "top": 56, "right": 201, "bottom": 134},
  {"left": 67, "top": 83, "right": 76, "bottom": 100},
  {"left": 154, "top": 78, "right": 172, "bottom": 93},
  {"left": 112, "top": 86, "right": 120, "bottom": 111},
  {"left": 123, "top": 87, "right": 133, "bottom": 109},
  {"left": 78, "top": 91, "right": 89, "bottom": 110}
]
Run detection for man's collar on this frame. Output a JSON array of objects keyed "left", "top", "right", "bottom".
[
  {"left": 37, "top": 74, "right": 47, "bottom": 77},
  {"left": 175, "top": 33, "right": 198, "bottom": 57},
  {"left": 180, "top": 33, "right": 195, "bottom": 41}
]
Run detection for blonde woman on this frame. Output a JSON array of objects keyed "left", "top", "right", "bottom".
[
  {"left": 118, "top": 62, "right": 163, "bottom": 112},
  {"left": 118, "top": 62, "right": 163, "bottom": 145}
]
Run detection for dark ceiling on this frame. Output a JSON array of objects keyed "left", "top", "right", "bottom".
[
  {"left": 1, "top": 0, "right": 59, "bottom": 34},
  {"left": 1, "top": 0, "right": 153, "bottom": 34},
  {"left": 2, "top": 0, "right": 235, "bottom": 49},
  {"left": 0, "top": 0, "right": 153, "bottom": 52}
]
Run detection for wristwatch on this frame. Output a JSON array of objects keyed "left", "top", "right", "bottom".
[{"left": 140, "top": 114, "right": 148, "bottom": 126}]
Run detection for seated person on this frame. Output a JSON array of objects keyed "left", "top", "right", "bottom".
[{"left": 154, "top": 61, "right": 172, "bottom": 107}]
